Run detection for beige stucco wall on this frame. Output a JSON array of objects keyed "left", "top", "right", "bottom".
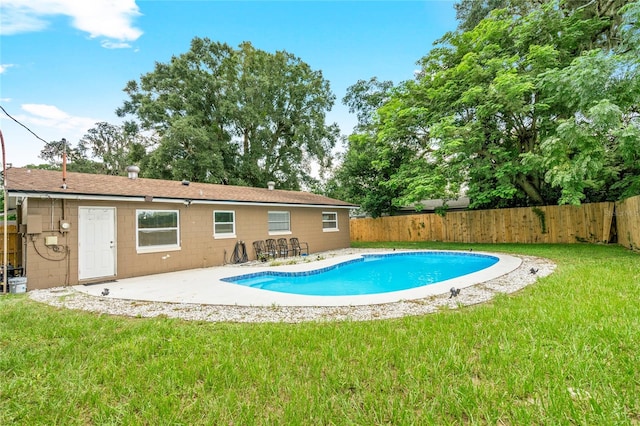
[{"left": 19, "top": 198, "right": 351, "bottom": 290}]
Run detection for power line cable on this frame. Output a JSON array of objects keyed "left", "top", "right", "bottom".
[{"left": 0, "top": 105, "right": 49, "bottom": 144}]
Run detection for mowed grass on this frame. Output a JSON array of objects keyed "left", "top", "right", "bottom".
[{"left": 1, "top": 243, "right": 639, "bottom": 425}]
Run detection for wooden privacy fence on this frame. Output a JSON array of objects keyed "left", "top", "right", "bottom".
[
  {"left": 350, "top": 201, "right": 620, "bottom": 244},
  {"left": 0, "top": 223, "right": 21, "bottom": 267},
  {"left": 615, "top": 195, "right": 640, "bottom": 250}
]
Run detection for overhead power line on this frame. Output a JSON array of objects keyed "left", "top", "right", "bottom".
[{"left": 0, "top": 105, "right": 49, "bottom": 144}]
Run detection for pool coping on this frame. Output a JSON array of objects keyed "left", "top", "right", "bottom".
[{"left": 72, "top": 250, "right": 522, "bottom": 307}]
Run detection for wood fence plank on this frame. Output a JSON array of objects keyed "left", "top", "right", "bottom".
[
  {"left": 350, "top": 200, "right": 631, "bottom": 247},
  {"left": 602, "top": 203, "right": 613, "bottom": 243},
  {"left": 0, "top": 224, "right": 21, "bottom": 267},
  {"left": 615, "top": 195, "right": 640, "bottom": 250}
]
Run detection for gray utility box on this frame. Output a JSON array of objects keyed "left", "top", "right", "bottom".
[{"left": 9, "top": 277, "right": 27, "bottom": 293}]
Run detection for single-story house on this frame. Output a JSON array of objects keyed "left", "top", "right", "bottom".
[{"left": 4, "top": 167, "right": 356, "bottom": 290}]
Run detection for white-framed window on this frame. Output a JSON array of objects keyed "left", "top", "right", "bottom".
[
  {"left": 268, "top": 211, "right": 291, "bottom": 235},
  {"left": 214, "top": 210, "right": 236, "bottom": 238},
  {"left": 136, "top": 209, "right": 180, "bottom": 252},
  {"left": 322, "top": 211, "right": 339, "bottom": 232}
]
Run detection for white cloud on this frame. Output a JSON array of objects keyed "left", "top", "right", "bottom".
[
  {"left": 20, "top": 103, "right": 97, "bottom": 133},
  {"left": 22, "top": 103, "right": 69, "bottom": 120},
  {"left": 0, "top": 0, "right": 142, "bottom": 44},
  {"left": 101, "top": 40, "right": 132, "bottom": 49},
  {"left": 0, "top": 5, "right": 49, "bottom": 34},
  {"left": 0, "top": 64, "right": 15, "bottom": 74}
]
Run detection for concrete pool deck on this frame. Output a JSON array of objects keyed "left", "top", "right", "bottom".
[{"left": 72, "top": 250, "right": 523, "bottom": 307}]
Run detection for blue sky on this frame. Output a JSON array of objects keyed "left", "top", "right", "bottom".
[{"left": 0, "top": 0, "right": 458, "bottom": 167}]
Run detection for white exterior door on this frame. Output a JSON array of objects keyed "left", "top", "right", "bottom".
[{"left": 78, "top": 207, "right": 116, "bottom": 280}]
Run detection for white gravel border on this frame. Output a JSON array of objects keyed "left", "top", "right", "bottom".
[{"left": 28, "top": 249, "right": 555, "bottom": 323}]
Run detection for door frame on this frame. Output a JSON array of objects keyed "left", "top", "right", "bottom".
[{"left": 78, "top": 206, "right": 117, "bottom": 280}]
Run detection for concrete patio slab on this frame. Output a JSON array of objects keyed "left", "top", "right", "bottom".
[{"left": 73, "top": 250, "right": 522, "bottom": 307}]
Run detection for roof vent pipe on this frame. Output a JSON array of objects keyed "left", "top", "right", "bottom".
[
  {"left": 127, "top": 165, "right": 140, "bottom": 179},
  {"left": 61, "top": 138, "right": 67, "bottom": 189},
  {"left": 267, "top": 181, "right": 275, "bottom": 191}
]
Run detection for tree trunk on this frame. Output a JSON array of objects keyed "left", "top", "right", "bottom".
[
  {"left": 243, "top": 130, "right": 250, "bottom": 155},
  {"left": 516, "top": 174, "right": 545, "bottom": 205}
]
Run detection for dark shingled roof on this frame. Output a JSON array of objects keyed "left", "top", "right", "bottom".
[{"left": 5, "top": 167, "right": 356, "bottom": 208}]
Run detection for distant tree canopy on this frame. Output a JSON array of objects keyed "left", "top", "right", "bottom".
[
  {"left": 39, "top": 123, "right": 153, "bottom": 175},
  {"left": 77, "top": 122, "right": 153, "bottom": 175},
  {"left": 39, "top": 138, "right": 99, "bottom": 174},
  {"left": 328, "top": 0, "right": 640, "bottom": 216},
  {"left": 117, "top": 39, "right": 338, "bottom": 190}
]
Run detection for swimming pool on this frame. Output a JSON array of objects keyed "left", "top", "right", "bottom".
[{"left": 222, "top": 252, "right": 499, "bottom": 296}]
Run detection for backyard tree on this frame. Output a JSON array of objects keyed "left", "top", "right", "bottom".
[
  {"left": 454, "top": 0, "right": 541, "bottom": 31},
  {"left": 39, "top": 124, "right": 153, "bottom": 175},
  {"left": 527, "top": 1, "right": 640, "bottom": 203},
  {"left": 39, "top": 138, "right": 100, "bottom": 173},
  {"left": 342, "top": 77, "right": 394, "bottom": 131},
  {"left": 117, "top": 39, "right": 338, "bottom": 189},
  {"left": 454, "top": 0, "right": 628, "bottom": 32},
  {"left": 332, "top": 0, "right": 639, "bottom": 215},
  {"left": 326, "top": 77, "right": 407, "bottom": 217},
  {"left": 78, "top": 122, "right": 154, "bottom": 176}
]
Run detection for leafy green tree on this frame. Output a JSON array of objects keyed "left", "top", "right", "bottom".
[
  {"left": 454, "top": 0, "right": 627, "bottom": 33},
  {"left": 336, "top": 0, "right": 638, "bottom": 215},
  {"left": 39, "top": 138, "right": 83, "bottom": 166},
  {"left": 143, "top": 116, "right": 229, "bottom": 183},
  {"left": 332, "top": 132, "right": 413, "bottom": 217},
  {"left": 342, "top": 77, "right": 395, "bottom": 130},
  {"left": 78, "top": 122, "right": 154, "bottom": 176},
  {"left": 39, "top": 124, "right": 154, "bottom": 176},
  {"left": 118, "top": 38, "right": 338, "bottom": 189},
  {"left": 527, "top": 1, "right": 640, "bottom": 203},
  {"left": 454, "top": 0, "right": 530, "bottom": 31},
  {"left": 22, "top": 163, "right": 61, "bottom": 171},
  {"left": 324, "top": 78, "right": 407, "bottom": 217},
  {"left": 39, "top": 138, "right": 101, "bottom": 173}
]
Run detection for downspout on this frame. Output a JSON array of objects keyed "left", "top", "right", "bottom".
[{"left": 61, "top": 140, "right": 68, "bottom": 285}]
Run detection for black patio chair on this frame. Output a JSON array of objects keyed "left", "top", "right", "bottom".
[
  {"left": 252, "top": 240, "right": 267, "bottom": 261},
  {"left": 277, "top": 238, "right": 290, "bottom": 258},
  {"left": 289, "top": 237, "right": 309, "bottom": 256},
  {"left": 265, "top": 239, "right": 279, "bottom": 258}
]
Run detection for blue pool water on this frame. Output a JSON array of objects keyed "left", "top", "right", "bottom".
[{"left": 222, "top": 252, "right": 499, "bottom": 296}]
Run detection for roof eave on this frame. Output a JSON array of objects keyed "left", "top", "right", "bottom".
[{"left": 7, "top": 190, "right": 357, "bottom": 209}]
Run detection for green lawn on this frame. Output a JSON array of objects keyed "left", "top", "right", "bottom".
[{"left": 1, "top": 243, "right": 639, "bottom": 425}]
